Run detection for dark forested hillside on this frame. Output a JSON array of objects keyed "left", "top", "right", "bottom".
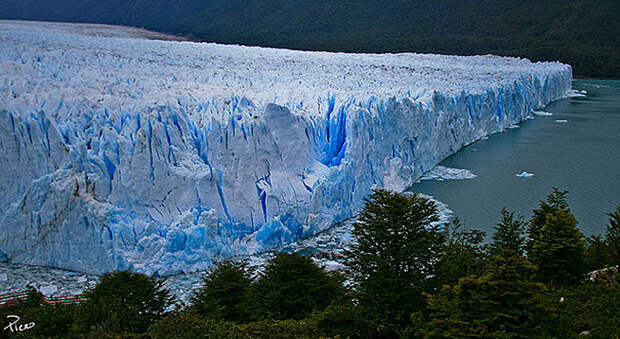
[{"left": 1, "top": 0, "right": 618, "bottom": 77}]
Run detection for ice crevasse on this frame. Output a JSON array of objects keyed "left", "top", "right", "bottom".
[{"left": 0, "top": 21, "right": 572, "bottom": 275}]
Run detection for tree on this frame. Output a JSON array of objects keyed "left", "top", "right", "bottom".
[
  {"left": 436, "top": 218, "right": 488, "bottom": 286},
  {"left": 527, "top": 188, "right": 570, "bottom": 256},
  {"left": 76, "top": 270, "right": 173, "bottom": 333},
  {"left": 345, "top": 189, "right": 444, "bottom": 331},
  {"left": 423, "top": 256, "right": 557, "bottom": 338},
  {"left": 0, "top": 287, "right": 80, "bottom": 338},
  {"left": 532, "top": 210, "right": 586, "bottom": 285},
  {"left": 489, "top": 208, "right": 526, "bottom": 258},
  {"left": 254, "top": 252, "right": 345, "bottom": 320},
  {"left": 527, "top": 189, "right": 586, "bottom": 285},
  {"left": 604, "top": 206, "right": 620, "bottom": 265},
  {"left": 556, "top": 269, "right": 620, "bottom": 338},
  {"left": 191, "top": 261, "right": 254, "bottom": 323},
  {"left": 585, "top": 234, "right": 609, "bottom": 271},
  {"left": 585, "top": 205, "right": 620, "bottom": 269}
]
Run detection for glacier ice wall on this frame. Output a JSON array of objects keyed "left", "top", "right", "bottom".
[{"left": 0, "top": 21, "right": 572, "bottom": 275}]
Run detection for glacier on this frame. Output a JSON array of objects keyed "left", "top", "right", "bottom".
[{"left": 0, "top": 20, "right": 572, "bottom": 276}]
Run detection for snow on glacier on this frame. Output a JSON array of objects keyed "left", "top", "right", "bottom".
[{"left": 0, "top": 20, "right": 573, "bottom": 275}]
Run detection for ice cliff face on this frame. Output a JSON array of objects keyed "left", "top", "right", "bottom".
[{"left": 0, "top": 20, "right": 572, "bottom": 275}]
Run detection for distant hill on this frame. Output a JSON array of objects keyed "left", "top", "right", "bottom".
[{"left": 1, "top": 0, "right": 618, "bottom": 78}]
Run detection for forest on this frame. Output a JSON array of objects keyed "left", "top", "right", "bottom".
[{"left": 2, "top": 189, "right": 618, "bottom": 337}]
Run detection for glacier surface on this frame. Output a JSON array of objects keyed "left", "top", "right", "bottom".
[{"left": 0, "top": 20, "right": 572, "bottom": 275}]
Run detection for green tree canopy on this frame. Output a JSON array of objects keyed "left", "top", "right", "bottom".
[
  {"left": 424, "top": 255, "right": 556, "bottom": 338},
  {"left": 604, "top": 206, "right": 620, "bottom": 265},
  {"left": 345, "top": 189, "right": 444, "bottom": 331},
  {"left": 527, "top": 188, "right": 570, "bottom": 254},
  {"left": 76, "top": 270, "right": 173, "bottom": 333},
  {"left": 191, "top": 261, "right": 254, "bottom": 323},
  {"left": 254, "top": 252, "right": 345, "bottom": 320},
  {"left": 527, "top": 189, "right": 586, "bottom": 285},
  {"left": 436, "top": 218, "right": 488, "bottom": 286},
  {"left": 490, "top": 208, "right": 526, "bottom": 258},
  {"left": 586, "top": 205, "right": 620, "bottom": 269}
]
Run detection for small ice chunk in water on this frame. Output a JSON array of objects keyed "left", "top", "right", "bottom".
[
  {"left": 39, "top": 284, "right": 58, "bottom": 296},
  {"left": 516, "top": 171, "right": 534, "bottom": 178},
  {"left": 0, "top": 273, "right": 7, "bottom": 281},
  {"left": 420, "top": 166, "right": 477, "bottom": 181},
  {"left": 555, "top": 119, "right": 568, "bottom": 123},
  {"left": 77, "top": 276, "right": 88, "bottom": 283},
  {"left": 507, "top": 124, "right": 519, "bottom": 129},
  {"left": 533, "top": 110, "right": 553, "bottom": 116},
  {"left": 568, "top": 89, "right": 587, "bottom": 98}
]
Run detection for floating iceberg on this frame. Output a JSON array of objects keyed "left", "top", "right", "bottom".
[
  {"left": 419, "top": 166, "right": 477, "bottom": 181},
  {"left": 0, "top": 20, "right": 572, "bottom": 275},
  {"left": 516, "top": 171, "right": 535, "bottom": 178},
  {"left": 568, "top": 89, "right": 587, "bottom": 98},
  {"left": 556, "top": 119, "right": 568, "bottom": 123},
  {"left": 533, "top": 110, "right": 554, "bottom": 116}
]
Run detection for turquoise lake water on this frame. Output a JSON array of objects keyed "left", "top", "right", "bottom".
[{"left": 410, "top": 79, "right": 620, "bottom": 237}]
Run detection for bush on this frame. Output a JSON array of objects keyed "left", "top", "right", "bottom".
[
  {"left": 237, "top": 319, "right": 320, "bottom": 338},
  {"left": 75, "top": 270, "right": 173, "bottom": 334},
  {"left": 309, "top": 303, "right": 380, "bottom": 338},
  {"left": 147, "top": 310, "right": 321, "bottom": 338},
  {"left": 146, "top": 310, "right": 245, "bottom": 338}
]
